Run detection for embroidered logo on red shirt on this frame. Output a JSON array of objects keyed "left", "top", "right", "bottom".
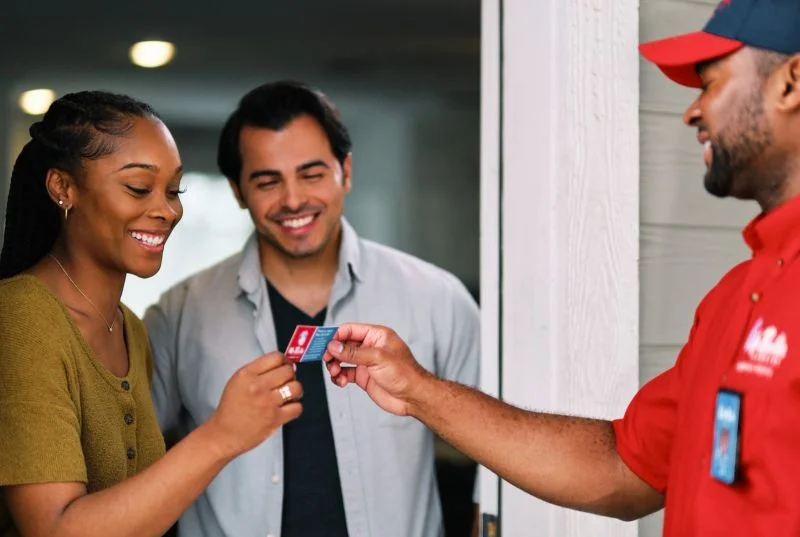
[{"left": 737, "top": 318, "right": 788, "bottom": 378}]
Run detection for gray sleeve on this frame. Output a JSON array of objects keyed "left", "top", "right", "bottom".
[
  {"left": 431, "top": 274, "right": 482, "bottom": 504},
  {"left": 433, "top": 274, "right": 480, "bottom": 389},
  {"left": 143, "top": 283, "right": 189, "bottom": 434}
]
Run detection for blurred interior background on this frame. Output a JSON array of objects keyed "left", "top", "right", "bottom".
[{"left": 0, "top": 1, "right": 480, "bottom": 535}]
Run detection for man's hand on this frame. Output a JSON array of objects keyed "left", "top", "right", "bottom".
[{"left": 324, "top": 323, "right": 435, "bottom": 416}]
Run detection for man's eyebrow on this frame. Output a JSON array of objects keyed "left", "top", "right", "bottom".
[
  {"left": 249, "top": 169, "right": 281, "bottom": 181},
  {"left": 297, "top": 160, "right": 329, "bottom": 173}
]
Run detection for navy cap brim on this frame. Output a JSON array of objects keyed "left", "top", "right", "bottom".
[{"left": 640, "top": 31, "right": 744, "bottom": 88}]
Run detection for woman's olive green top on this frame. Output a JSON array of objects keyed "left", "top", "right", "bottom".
[{"left": 0, "top": 275, "right": 166, "bottom": 536}]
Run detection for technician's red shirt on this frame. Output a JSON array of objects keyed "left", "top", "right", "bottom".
[{"left": 614, "top": 194, "right": 800, "bottom": 536}]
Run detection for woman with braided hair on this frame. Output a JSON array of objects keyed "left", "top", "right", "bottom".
[{"left": 0, "top": 91, "right": 304, "bottom": 537}]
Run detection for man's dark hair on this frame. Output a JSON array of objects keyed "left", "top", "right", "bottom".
[
  {"left": 217, "top": 80, "right": 352, "bottom": 183},
  {"left": 0, "top": 90, "right": 160, "bottom": 278}
]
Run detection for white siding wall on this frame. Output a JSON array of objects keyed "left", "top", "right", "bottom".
[{"left": 638, "top": 0, "right": 755, "bottom": 535}]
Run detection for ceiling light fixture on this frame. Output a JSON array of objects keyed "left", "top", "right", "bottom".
[
  {"left": 19, "top": 89, "right": 56, "bottom": 115},
  {"left": 129, "top": 40, "right": 176, "bottom": 68}
]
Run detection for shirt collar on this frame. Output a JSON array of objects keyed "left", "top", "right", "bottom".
[
  {"left": 237, "top": 217, "right": 363, "bottom": 298},
  {"left": 338, "top": 217, "right": 363, "bottom": 283},
  {"left": 743, "top": 193, "right": 800, "bottom": 258}
]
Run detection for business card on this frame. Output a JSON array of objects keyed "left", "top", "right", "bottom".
[{"left": 284, "top": 325, "right": 339, "bottom": 363}]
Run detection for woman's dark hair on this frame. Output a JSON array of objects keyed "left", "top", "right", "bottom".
[
  {"left": 217, "top": 80, "right": 352, "bottom": 183},
  {"left": 0, "top": 90, "right": 160, "bottom": 279}
]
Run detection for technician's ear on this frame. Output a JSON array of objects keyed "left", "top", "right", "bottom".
[{"left": 772, "top": 54, "right": 800, "bottom": 112}]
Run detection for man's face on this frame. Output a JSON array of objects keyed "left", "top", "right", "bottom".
[
  {"left": 684, "top": 48, "right": 782, "bottom": 201},
  {"left": 230, "top": 115, "right": 351, "bottom": 260}
]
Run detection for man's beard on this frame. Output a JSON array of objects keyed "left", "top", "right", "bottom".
[
  {"left": 703, "top": 88, "right": 778, "bottom": 201},
  {"left": 704, "top": 142, "right": 745, "bottom": 198}
]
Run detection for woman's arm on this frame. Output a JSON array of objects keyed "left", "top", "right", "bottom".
[{"left": 4, "top": 353, "right": 302, "bottom": 537}]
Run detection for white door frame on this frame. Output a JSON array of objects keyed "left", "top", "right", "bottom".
[
  {"left": 477, "top": 0, "right": 502, "bottom": 533},
  {"left": 479, "top": 0, "right": 641, "bottom": 535}
]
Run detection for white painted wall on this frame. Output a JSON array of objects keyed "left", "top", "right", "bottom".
[
  {"left": 490, "top": 0, "right": 640, "bottom": 536},
  {"left": 638, "top": 1, "right": 754, "bottom": 535}
]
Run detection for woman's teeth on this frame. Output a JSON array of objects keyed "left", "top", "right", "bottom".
[{"left": 130, "top": 231, "right": 165, "bottom": 246}]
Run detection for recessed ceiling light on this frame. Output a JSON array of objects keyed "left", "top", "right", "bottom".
[
  {"left": 129, "top": 40, "right": 176, "bottom": 68},
  {"left": 18, "top": 89, "right": 56, "bottom": 115}
]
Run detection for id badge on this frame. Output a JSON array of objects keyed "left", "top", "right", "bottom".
[{"left": 710, "top": 389, "right": 742, "bottom": 485}]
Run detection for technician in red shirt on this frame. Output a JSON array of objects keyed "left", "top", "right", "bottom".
[{"left": 321, "top": 0, "right": 800, "bottom": 535}]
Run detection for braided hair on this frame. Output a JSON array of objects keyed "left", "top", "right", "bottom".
[{"left": 0, "top": 91, "right": 160, "bottom": 279}]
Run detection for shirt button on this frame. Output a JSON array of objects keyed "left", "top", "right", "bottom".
[
  {"left": 121, "top": 381, "right": 130, "bottom": 391},
  {"left": 271, "top": 474, "right": 280, "bottom": 484},
  {"left": 778, "top": 258, "right": 785, "bottom": 267},
  {"left": 750, "top": 292, "right": 761, "bottom": 303},
  {"left": 124, "top": 414, "right": 134, "bottom": 425},
  {"left": 127, "top": 448, "right": 136, "bottom": 460}
]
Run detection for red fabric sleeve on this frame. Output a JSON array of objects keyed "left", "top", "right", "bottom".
[
  {"left": 612, "top": 317, "right": 700, "bottom": 493},
  {"left": 612, "top": 365, "right": 680, "bottom": 493}
]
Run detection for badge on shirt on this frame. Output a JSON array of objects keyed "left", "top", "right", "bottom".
[
  {"left": 284, "top": 325, "right": 338, "bottom": 363},
  {"left": 711, "top": 389, "right": 742, "bottom": 485}
]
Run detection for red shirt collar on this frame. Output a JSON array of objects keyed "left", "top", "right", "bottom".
[{"left": 743, "top": 193, "right": 800, "bottom": 257}]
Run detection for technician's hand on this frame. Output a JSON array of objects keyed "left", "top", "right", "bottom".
[{"left": 323, "top": 323, "right": 434, "bottom": 416}]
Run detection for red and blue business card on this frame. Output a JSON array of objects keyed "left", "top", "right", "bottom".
[{"left": 285, "top": 325, "right": 339, "bottom": 363}]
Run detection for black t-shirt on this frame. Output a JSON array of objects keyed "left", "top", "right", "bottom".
[{"left": 267, "top": 281, "right": 349, "bottom": 537}]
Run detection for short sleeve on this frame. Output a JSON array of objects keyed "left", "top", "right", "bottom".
[
  {"left": 0, "top": 284, "right": 87, "bottom": 486},
  {"left": 612, "top": 316, "right": 700, "bottom": 493},
  {"left": 433, "top": 273, "right": 480, "bottom": 388},
  {"left": 143, "top": 282, "right": 190, "bottom": 434}
]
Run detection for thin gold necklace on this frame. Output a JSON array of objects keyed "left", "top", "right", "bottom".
[{"left": 48, "top": 253, "right": 118, "bottom": 333}]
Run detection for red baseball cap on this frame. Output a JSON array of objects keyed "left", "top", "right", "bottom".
[
  {"left": 639, "top": 0, "right": 800, "bottom": 88},
  {"left": 640, "top": 32, "right": 743, "bottom": 88}
]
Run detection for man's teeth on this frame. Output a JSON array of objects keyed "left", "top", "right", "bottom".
[
  {"left": 130, "top": 232, "right": 165, "bottom": 246},
  {"left": 281, "top": 215, "right": 314, "bottom": 229},
  {"left": 704, "top": 140, "right": 712, "bottom": 151}
]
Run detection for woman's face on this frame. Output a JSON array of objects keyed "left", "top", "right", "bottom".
[{"left": 63, "top": 116, "right": 184, "bottom": 279}]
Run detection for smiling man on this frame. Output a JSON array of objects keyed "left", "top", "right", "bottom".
[{"left": 143, "top": 81, "right": 480, "bottom": 537}]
